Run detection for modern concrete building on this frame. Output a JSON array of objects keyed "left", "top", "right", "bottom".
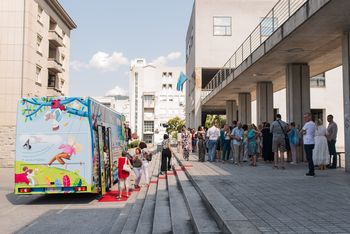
[
  {"left": 94, "top": 95, "right": 130, "bottom": 123},
  {"left": 0, "top": 0, "right": 76, "bottom": 167},
  {"left": 185, "top": 0, "right": 278, "bottom": 128},
  {"left": 129, "top": 59, "right": 186, "bottom": 144},
  {"left": 188, "top": 0, "right": 350, "bottom": 169}
]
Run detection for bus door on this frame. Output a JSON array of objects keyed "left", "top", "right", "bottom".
[
  {"left": 97, "top": 126, "right": 106, "bottom": 195},
  {"left": 105, "top": 128, "right": 112, "bottom": 191}
]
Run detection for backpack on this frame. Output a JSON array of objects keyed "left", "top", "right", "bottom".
[{"left": 144, "top": 151, "right": 153, "bottom": 161}]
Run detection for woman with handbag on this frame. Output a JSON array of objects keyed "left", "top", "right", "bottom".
[{"left": 117, "top": 151, "right": 131, "bottom": 200}]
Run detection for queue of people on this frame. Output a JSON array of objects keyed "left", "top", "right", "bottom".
[{"left": 180, "top": 113, "right": 338, "bottom": 177}]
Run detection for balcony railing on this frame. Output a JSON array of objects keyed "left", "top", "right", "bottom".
[
  {"left": 48, "top": 58, "right": 63, "bottom": 73},
  {"left": 48, "top": 30, "right": 64, "bottom": 47},
  {"left": 202, "top": 0, "right": 307, "bottom": 100}
]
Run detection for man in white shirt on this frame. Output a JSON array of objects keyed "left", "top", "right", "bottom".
[
  {"left": 300, "top": 112, "right": 316, "bottom": 176},
  {"left": 207, "top": 121, "right": 220, "bottom": 162}
]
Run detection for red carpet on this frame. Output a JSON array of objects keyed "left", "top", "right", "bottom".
[{"left": 98, "top": 190, "right": 131, "bottom": 202}]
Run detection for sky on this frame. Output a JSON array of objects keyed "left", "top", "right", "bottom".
[{"left": 59, "top": 0, "right": 194, "bottom": 97}]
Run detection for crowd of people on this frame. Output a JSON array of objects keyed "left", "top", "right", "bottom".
[{"left": 178, "top": 113, "right": 338, "bottom": 177}]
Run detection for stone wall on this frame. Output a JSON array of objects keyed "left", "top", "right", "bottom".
[{"left": 0, "top": 125, "right": 16, "bottom": 167}]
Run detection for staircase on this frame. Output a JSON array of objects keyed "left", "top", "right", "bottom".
[{"left": 109, "top": 150, "right": 227, "bottom": 234}]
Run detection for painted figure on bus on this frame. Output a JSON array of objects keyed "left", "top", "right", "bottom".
[{"left": 48, "top": 143, "right": 81, "bottom": 168}]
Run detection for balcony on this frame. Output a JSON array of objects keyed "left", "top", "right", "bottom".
[
  {"left": 144, "top": 112, "right": 155, "bottom": 121},
  {"left": 144, "top": 100, "right": 155, "bottom": 108},
  {"left": 48, "top": 58, "right": 63, "bottom": 73},
  {"left": 48, "top": 30, "right": 64, "bottom": 47}
]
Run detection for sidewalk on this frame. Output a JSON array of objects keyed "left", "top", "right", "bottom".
[{"left": 174, "top": 150, "right": 350, "bottom": 234}]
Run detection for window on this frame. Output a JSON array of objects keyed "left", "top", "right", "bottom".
[
  {"left": 260, "top": 17, "right": 278, "bottom": 37},
  {"left": 37, "top": 5, "right": 43, "bottom": 24},
  {"left": 36, "top": 34, "right": 42, "bottom": 55},
  {"left": 144, "top": 121, "right": 154, "bottom": 132},
  {"left": 61, "top": 54, "right": 65, "bottom": 69},
  {"left": 213, "top": 17, "right": 231, "bottom": 36},
  {"left": 143, "top": 134, "right": 153, "bottom": 144},
  {"left": 168, "top": 84, "right": 173, "bottom": 89},
  {"left": 162, "top": 72, "right": 167, "bottom": 78},
  {"left": 168, "top": 72, "right": 173, "bottom": 78},
  {"left": 186, "top": 27, "right": 194, "bottom": 61},
  {"left": 162, "top": 84, "right": 167, "bottom": 90},
  {"left": 49, "top": 19, "right": 57, "bottom": 31},
  {"left": 48, "top": 73, "right": 57, "bottom": 88},
  {"left": 36, "top": 65, "right": 42, "bottom": 84},
  {"left": 310, "top": 73, "right": 326, "bottom": 88},
  {"left": 144, "top": 95, "right": 154, "bottom": 101}
]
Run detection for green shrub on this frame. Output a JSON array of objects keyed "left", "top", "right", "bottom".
[{"left": 128, "top": 140, "right": 140, "bottom": 149}]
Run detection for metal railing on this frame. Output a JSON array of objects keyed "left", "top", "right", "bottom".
[{"left": 202, "top": 0, "right": 307, "bottom": 100}]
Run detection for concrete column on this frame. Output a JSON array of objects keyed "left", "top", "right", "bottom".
[
  {"left": 194, "top": 68, "right": 202, "bottom": 129},
  {"left": 226, "top": 100, "right": 238, "bottom": 124},
  {"left": 238, "top": 93, "right": 251, "bottom": 124},
  {"left": 342, "top": 32, "right": 350, "bottom": 172},
  {"left": 256, "top": 82, "right": 274, "bottom": 124},
  {"left": 286, "top": 63, "right": 310, "bottom": 163},
  {"left": 286, "top": 64, "right": 310, "bottom": 128}
]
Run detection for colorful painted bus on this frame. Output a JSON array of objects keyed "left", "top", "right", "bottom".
[{"left": 15, "top": 97, "right": 127, "bottom": 195}]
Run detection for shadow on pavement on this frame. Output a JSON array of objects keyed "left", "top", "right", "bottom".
[
  {"left": 13, "top": 207, "right": 122, "bottom": 234},
  {"left": 6, "top": 192, "right": 98, "bottom": 205}
]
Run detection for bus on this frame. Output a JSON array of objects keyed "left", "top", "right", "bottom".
[{"left": 14, "top": 97, "right": 127, "bottom": 195}]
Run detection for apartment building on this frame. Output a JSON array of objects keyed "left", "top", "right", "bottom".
[
  {"left": 129, "top": 59, "right": 185, "bottom": 144},
  {"left": 0, "top": 0, "right": 76, "bottom": 167}
]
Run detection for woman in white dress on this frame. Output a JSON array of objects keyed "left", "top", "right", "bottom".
[{"left": 313, "top": 119, "right": 330, "bottom": 170}]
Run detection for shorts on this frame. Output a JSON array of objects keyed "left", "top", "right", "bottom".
[{"left": 272, "top": 137, "right": 286, "bottom": 152}]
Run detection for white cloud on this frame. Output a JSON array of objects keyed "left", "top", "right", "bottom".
[
  {"left": 70, "top": 60, "right": 89, "bottom": 71},
  {"left": 106, "top": 85, "right": 128, "bottom": 96},
  {"left": 89, "top": 51, "right": 129, "bottom": 71},
  {"left": 150, "top": 51, "right": 181, "bottom": 66},
  {"left": 70, "top": 51, "right": 129, "bottom": 72}
]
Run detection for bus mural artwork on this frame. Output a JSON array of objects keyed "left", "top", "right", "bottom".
[{"left": 15, "top": 97, "right": 126, "bottom": 195}]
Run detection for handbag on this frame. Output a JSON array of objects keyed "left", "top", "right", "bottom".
[
  {"left": 277, "top": 120, "right": 290, "bottom": 151},
  {"left": 122, "top": 157, "right": 131, "bottom": 173}
]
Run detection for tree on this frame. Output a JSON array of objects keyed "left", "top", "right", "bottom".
[
  {"left": 205, "top": 115, "right": 226, "bottom": 129},
  {"left": 166, "top": 117, "right": 185, "bottom": 138}
]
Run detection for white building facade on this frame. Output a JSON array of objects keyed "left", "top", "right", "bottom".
[
  {"left": 0, "top": 0, "right": 76, "bottom": 167},
  {"left": 129, "top": 59, "right": 185, "bottom": 144},
  {"left": 186, "top": 0, "right": 345, "bottom": 149},
  {"left": 186, "top": 0, "right": 278, "bottom": 128},
  {"left": 93, "top": 95, "right": 130, "bottom": 123}
]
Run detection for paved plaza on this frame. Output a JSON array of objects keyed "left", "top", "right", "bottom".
[{"left": 179, "top": 151, "right": 350, "bottom": 234}]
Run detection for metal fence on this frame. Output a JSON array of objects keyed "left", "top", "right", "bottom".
[{"left": 202, "top": 0, "right": 307, "bottom": 100}]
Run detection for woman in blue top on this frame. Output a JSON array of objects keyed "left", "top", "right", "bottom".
[
  {"left": 288, "top": 122, "right": 299, "bottom": 164},
  {"left": 248, "top": 124, "right": 259, "bottom": 167}
]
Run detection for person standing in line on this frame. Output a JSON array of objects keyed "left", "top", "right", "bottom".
[
  {"left": 326, "top": 114, "right": 338, "bottom": 169},
  {"left": 288, "top": 122, "right": 300, "bottom": 164},
  {"left": 160, "top": 134, "right": 172, "bottom": 175},
  {"left": 248, "top": 124, "right": 259, "bottom": 167},
  {"left": 197, "top": 126, "right": 206, "bottom": 162},
  {"left": 139, "top": 141, "right": 150, "bottom": 186},
  {"left": 132, "top": 148, "right": 143, "bottom": 189},
  {"left": 207, "top": 121, "right": 220, "bottom": 162},
  {"left": 261, "top": 123, "right": 274, "bottom": 162},
  {"left": 231, "top": 122, "right": 244, "bottom": 165},
  {"left": 241, "top": 124, "right": 249, "bottom": 162},
  {"left": 117, "top": 151, "right": 131, "bottom": 200},
  {"left": 313, "top": 119, "right": 330, "bottom": 170},
  {"left": 229, "top": 120, "right": 237, "bottom": 160},
  {"left": 300, "top": 112, "right": 316, "bottom": 176},
  {"left": 221, "top": 124, "right": 231, "bottom": 163},
  {"left": 270, "top": 114, "right": 288, "bottom": 169}
]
